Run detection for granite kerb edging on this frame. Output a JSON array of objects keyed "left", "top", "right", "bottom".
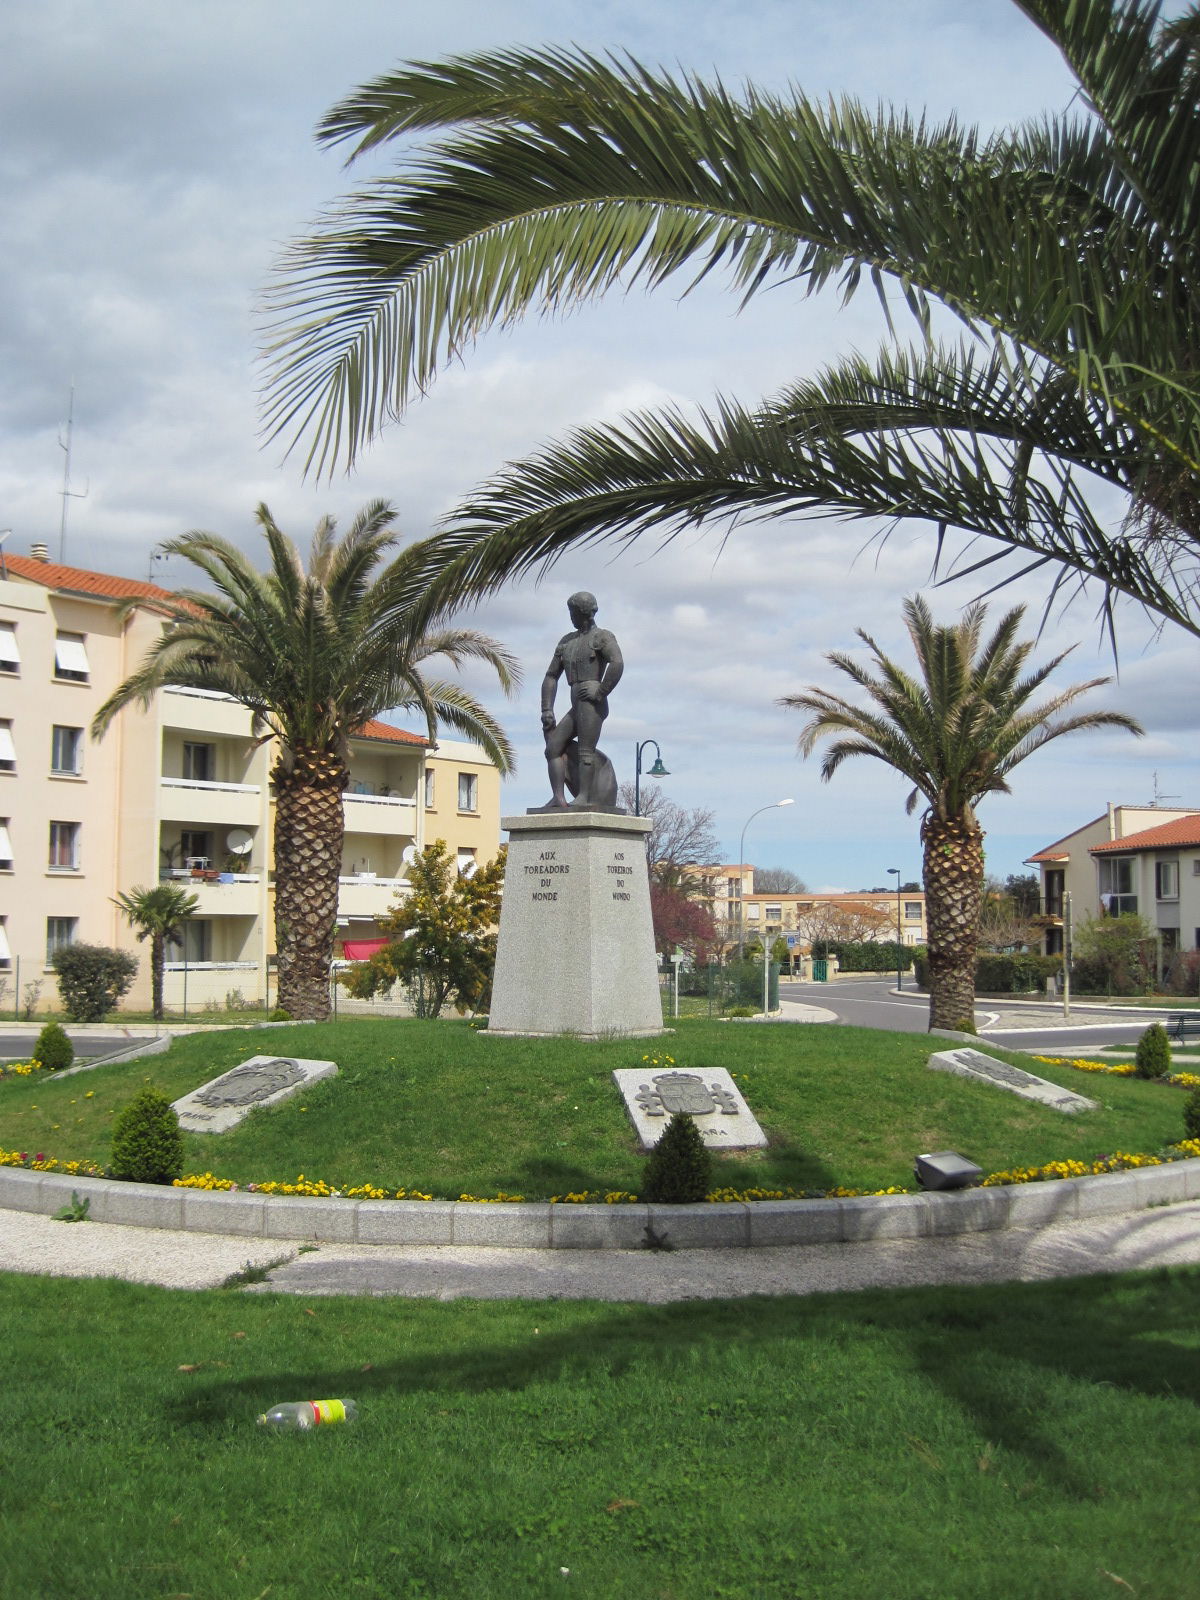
[{"left": 3, "top": 1158, "right": 1199, "bottom": 1250}]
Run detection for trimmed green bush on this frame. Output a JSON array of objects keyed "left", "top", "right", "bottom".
[
  {"left": 109, "top": 1088, "right": 184, "bottom": 1185},
  {"left": 50, "top": 943, "right": 138, "bottom": 1022},
  {"left": 1183, "top": 1088, "right": 1200, "bottom": 1142},
  {"left": 811, "top": 940, "right": 913, "bottom": 973},
  {"left": 32, "top": 1021, "right": 73, "bottom": 1072},
  {"left": 269, "top": 1007, "right": 292, "bottom": 1023},
  {"left": 911, "top": 951, "right": 1061, "bottom": 994},
  {"left": 1134, "top": 1022, "right": 1171, "bottom": 1080},
  {"left": 641, "top": 1112, "right": 712, "bottom": 1203}
]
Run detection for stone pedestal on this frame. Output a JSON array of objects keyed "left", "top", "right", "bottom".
[{"left": 487, "top": 811, "right": 667, "bottom": 1038}]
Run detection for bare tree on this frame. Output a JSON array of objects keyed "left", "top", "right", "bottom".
[
  {"left": 977, "top": 876, "right": 1039, "bottom": 953},
  {"left": 618, "top": 783, "right": 719, "bottom": 893},
  {"left": 794, "top": 901, "right": 893, "bottom": 948},
  {"left": 753, "top": 865, "right": 809, "bottom": 892}
]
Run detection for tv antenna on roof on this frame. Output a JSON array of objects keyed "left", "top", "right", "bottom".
[
  {"left": 58, "top": 384, "right": 89, "bottom": 564},
  {"left": 1149, "top": 771, "right": 1180, "bottom": 807}
]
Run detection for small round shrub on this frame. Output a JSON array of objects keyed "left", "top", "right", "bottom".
[
  {"left": 32, "top": 1020, "right": 73, "bottom": 1072},
  {"left": 723, "top": 1005, "right": 756, "bottom": 1018},
  {"left": 109, "top": 1087, "right": 184, "bottom": 1185},
  {"left": 269, "top": 1007, "right": 292, "bottom": 1023},
  {"left": 1134, "top": 1022, "right": 1171, "bottom": 1079},
  {"left": 641, "top": 1113, "right": 712, "bottom": 1204},
  {"left": 1184, "top": 1087, "right": 1200, "bottom": 1142}
]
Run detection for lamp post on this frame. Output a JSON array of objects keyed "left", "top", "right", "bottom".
[
  {"left": 887, "top": 867, "right": 903, "bottom": 991},
  {"left": 633, "top": 739, "right": 669, "bottom": 816},
  {"left": 737, "top": 799, "right": 794, "bottom": 962}
]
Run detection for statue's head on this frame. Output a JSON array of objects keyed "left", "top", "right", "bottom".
[{"left": 568, "top": 591, "right": 598, "bottom": 625}]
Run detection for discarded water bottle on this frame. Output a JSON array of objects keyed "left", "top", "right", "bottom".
[{"left": 257, "top": 1399, "right": 357, "bottom": 1430}]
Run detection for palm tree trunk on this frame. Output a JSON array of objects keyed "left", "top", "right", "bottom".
[
  {"left": 921, "top": 811, "right": 985, "bottom": 1033},
  {"left": 151, "top": 932, "right": 165, "bottom": 1023},
  {"left": 272, "top": 750, "right": 347, "bottom": 1021}
]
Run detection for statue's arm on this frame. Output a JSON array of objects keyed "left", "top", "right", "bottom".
[
  {"left": 540, "top": 646, "right": 564, "bottom": 728},
  {"left": 598, "top": 633, "right": 624, "bottom": 696}
]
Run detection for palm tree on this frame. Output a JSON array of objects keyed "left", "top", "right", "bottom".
[
  {"left": 112, "top": 884, "right": 200, "bottom": 1022},
  {"left": 783, "top": 597, "right": 1142, "bottom": 1031},
  {"left": 262, "top": 1, "right": 1200, "bottom": 636},
  {"left": 92, "top": 502, "right": 518, "bottom": 1021}
]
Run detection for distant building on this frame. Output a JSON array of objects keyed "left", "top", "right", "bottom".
[
  {"left": 0, "top": 547, "right": 502, "bottom": 1011},
  {"left": 685, "top": 865, "right": 926, "bottom": 956},
  {"left": 1028, "top": 803, "right": 1200, "bottom": 966}
]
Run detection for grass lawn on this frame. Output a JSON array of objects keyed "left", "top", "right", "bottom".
[
  {"left": 3, "top": 1268, "right": 1198, "bottom": 1599},
  {"left": 0, "top": 1019, "right": 1193, "bottom": 1198}
]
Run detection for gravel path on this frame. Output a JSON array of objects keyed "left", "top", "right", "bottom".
[{"left": 4, "top": 1200, "right": 1199, "bottom": 1301}]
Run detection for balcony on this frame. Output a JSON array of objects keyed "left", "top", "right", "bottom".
[
  {"left": 337, "top": 874, "right": 409, "bottom": 919},
  {"left": 161, "top": 686, "right": 255, "bottom": 738},
  {"left": 343, "top": 790, "right": 417, "bottom": 836},
  {"left": 160, "top": 869, "right": 262, "bottom": 915},
  {"left": 160, "top": 777, "right": 262, "bottom": 826}
]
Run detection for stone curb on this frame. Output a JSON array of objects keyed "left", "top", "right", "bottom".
[{"left": 4, "top": 1158, "right": 1199, "bottom": 1251}]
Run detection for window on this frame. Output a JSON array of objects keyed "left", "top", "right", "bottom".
[
  {"left": 457, "top": 848, "right": 477, "bottom": 877},
  {"left": 46, "top": 917, "right": 77, "bottom": 960},
  {"left": 50, "top": 725, "right": 83, "bottom": 775},
  {"left": 54, "top": 631, "right": 89, "bottom": 682},
  {"left": 765, "top": 904, "right": 782, "bottom": 922},
  {"left": 1044, "top": 870, "right": 1065, "bottom": 918},
  {"left": 48, "top": 821, "right": 79, "bottom": 870},
  {"left": 1192, "top": 859, "right": 1200, "bottom": 876},
  {"left": 0, "top": 721, "right": 14, "bottom": 773},
  {"left": 1156, "top": 860, "right": 1180, "bottom": 901},
  {"left": 0, "top": 623, "right": 18, "bottom": 674},
  {"left": 726, "top": 877, "right": 741, "bottom": 898},
  {"left": 180, "top": 920, "right": 212, "bottom": 963},
  {"left": 424, "top": 769, "right": 436, "bottom": 808},
  {"left": 0, "top": 918, "right": 9, "bottom": 969},
  {"left": 457, "top": 772, "right": 478, "bottom": 812},
  {"left": 0, "top": 818, "right": 11, "bottom": 870},
  {"left": 180, "top": 830, "right": 212, "bottom": 867},
  {"left": 182, "top": 742, "right": 215, "bottom": 782},
  {"left": 1098, "top": 856, "right": 1137, "bottom": 916},
  {"left": 904, "top": 901, "right": 923, "bottom": 921}
]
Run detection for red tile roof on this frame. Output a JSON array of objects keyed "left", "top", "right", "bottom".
[
  {"left": 2, "top": 551, "right": 176, "bottom": 604},
  {"left": 354, "top": 718, "right": 427, "bottom": 747},
  {"left": 1091, "top": 815, "right": 1200, "bottom": 853},
  {"left": 1026, "top": 847, "right": 1071, "bottom": 864}
]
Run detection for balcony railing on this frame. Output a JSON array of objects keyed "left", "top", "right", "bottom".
[{"left": 161, "top": 777, "right": 261, "bottom": 795}]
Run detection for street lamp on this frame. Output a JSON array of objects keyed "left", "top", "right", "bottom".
[
  {"left": 737, "top": 799, "right": 794, "bottom": 961},
  {"left": 633, "top": 739, "right": 669, "bottom": 816},
  {"left": 887, "top": 867, "right": 903, "bottom": 991}
]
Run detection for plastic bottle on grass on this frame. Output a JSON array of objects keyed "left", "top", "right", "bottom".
[{"left": 257, "top": 1399, "right": 357, "bottom": 1429}]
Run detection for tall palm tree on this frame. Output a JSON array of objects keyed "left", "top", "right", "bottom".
[
  {"left": 262, "top": 0, "right": 1200, "bottom": 635},
  {"left": 112, "top": 883, "right": 200, "bottom": 1022},
  {"left": 784, "top": 597, "right": 1142, "bottom": 1030},
  {"left": 92, "top": 502, "right": 518, "bottom": 1021}
]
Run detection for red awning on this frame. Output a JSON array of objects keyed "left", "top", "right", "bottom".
[{"left": 341, "top": 938, "right": 390, "bottom": 961}]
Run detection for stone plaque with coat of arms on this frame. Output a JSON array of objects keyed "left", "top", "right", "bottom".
[{"left": 612, "top": 1066, "right": 768, "bottom": 1149}]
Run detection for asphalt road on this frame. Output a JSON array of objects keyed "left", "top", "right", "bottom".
[
  {"left": 779, "top": 976, "right": 1175, "bottom": 1055},
  {"left": 0, "top": 1030, "right": 152, "bottom": 1062}
]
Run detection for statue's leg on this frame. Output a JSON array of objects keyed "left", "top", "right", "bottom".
[
  {"left": 543, "top": 715, "right": 575, "bottom": 807},
  {"left": 572, "top": 697, "right": 605, "bottom": 804}
]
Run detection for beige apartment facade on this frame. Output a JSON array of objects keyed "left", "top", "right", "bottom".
[
  {"left": 1028, "top": 803, "right": 1200, "bottom": 965},
  {"left": 0, "top": 550, "right": 502, "bottom": 1014},
  {"left": 688, "top": 865, "right": 926, "bottom": 960}
]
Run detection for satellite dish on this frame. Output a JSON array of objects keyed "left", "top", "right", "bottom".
[
  {"left": 401, "top": 845, "right": 418, "bottom": 866},
  {"left": 225, "top": 829, "right": 253, "bottom": 855}
]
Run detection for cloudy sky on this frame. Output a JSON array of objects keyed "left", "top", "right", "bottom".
[{"left": 2, "top": 0, "right": 1194, "bottom": 889}]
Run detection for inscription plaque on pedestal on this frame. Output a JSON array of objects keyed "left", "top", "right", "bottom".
[{"left": 487, "top": 811, "right": 666, "bottom": 1038}]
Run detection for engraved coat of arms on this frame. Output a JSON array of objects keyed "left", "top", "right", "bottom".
[
  {"left": 194, "top": 1058, "right": 305, "bottom": 1108},
  {"left": 635, "top": 1070, "right": 739, "bottom": 1118}
]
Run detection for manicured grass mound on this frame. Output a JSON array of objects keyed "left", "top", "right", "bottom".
[
  {"left": 1, "top": 1269, "right": 1198, "bottom": 1599},
  {"left": 0, "top": 1018, "right": 1191, "bottom": 1198}
]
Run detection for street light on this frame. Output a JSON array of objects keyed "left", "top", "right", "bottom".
[
  {"left": 887, "top": 867, "right": 903, "bottom": 991},
  {"left": 633, "top": 739, "right": 669, "bottom": 816},
  {"left": 737, "top": 798, "right": 794, "bottom": 962}
]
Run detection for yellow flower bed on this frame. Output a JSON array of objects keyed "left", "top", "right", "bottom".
[
  {"left": 1035, "top": 1054, "right": 1200, "bottom": 1089},
  {"left": 0, "top": 1061, "right": 45, "bottom": 1079}
]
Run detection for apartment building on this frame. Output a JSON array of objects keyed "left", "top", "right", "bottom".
[
  {"left": 1028, "top": 803, "right": 1200, "bottom": 963},
  {"left": 0, "top": 549, "right": 502, "bottom": 1012},
  {"left": 686, "top": 865, "right": 926, "bottom": 955}
]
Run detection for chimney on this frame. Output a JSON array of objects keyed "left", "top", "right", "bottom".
[{"left": 29, "top": 541, "right": 49, "bottom": 562}]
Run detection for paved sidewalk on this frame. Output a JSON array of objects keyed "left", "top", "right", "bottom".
[{"left": 4, "top": 1200, "right": 1198, "bottom": 1300}]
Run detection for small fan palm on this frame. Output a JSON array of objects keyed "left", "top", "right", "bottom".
[
  {"left": 93, "top": 502, "right": 519, "bottom": 1020},
  {"left": 263, "top": 1, "right": 1200, "bottom": 635},
  {"left": 112, "top": 884, "right": 200, "bottom": 1022},
  {"left": 784, "top": 597, "right": 1142, "bottom": 1030}
]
